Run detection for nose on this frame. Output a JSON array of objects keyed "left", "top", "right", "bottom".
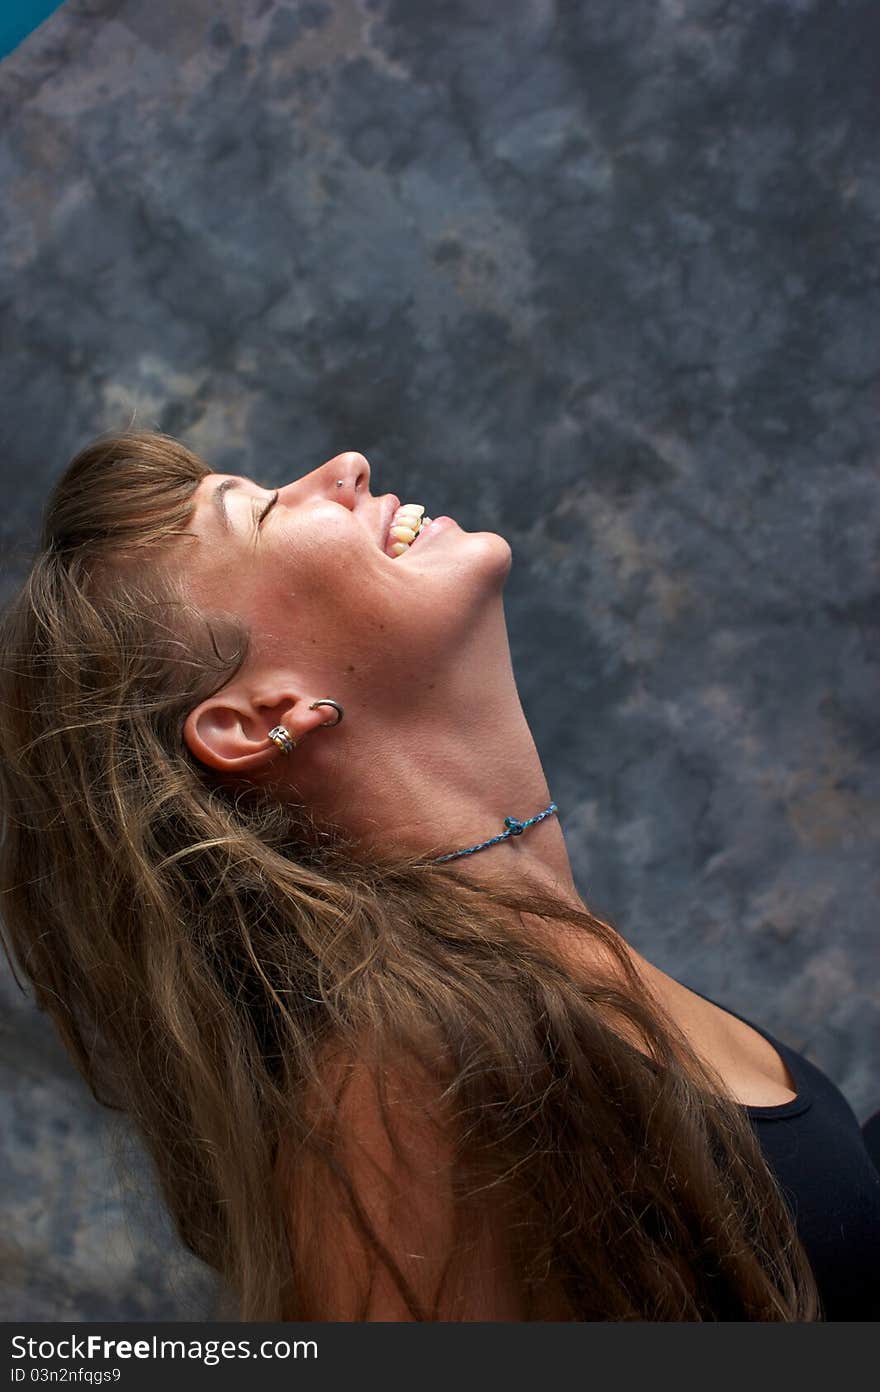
[
  {"left": 274, "top": 452, "right": 372, "bottom": 515},
  {"left": 328, "top": 451, "right": 370, "bottom": 499}
]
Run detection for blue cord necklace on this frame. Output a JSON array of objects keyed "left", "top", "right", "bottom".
[{"left": 429, "top": 801, "right": 559, "bottom": 862}]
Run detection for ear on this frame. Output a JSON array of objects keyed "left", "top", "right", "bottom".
[
  {"left": 182, "top": 691, "right": 333, "bottom": 774},
  {"left": 178, "top": 693, "right": 278, "bottom": 779}
]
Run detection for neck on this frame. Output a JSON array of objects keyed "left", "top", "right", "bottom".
[{"left": 291, "top": 625, "right": 584, "bottom": 912}]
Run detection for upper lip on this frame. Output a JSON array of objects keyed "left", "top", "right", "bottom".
[{"left": 380, "top": 494, "right": 401, "bottom": 551}]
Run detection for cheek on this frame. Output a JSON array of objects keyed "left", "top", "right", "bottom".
[{"left": 192, "top": 534, "right": 362, "bottom": 652}]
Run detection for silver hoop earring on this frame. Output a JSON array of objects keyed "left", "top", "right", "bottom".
[{"left": 309, "top": 699, "right": 344, "bottom": 726}]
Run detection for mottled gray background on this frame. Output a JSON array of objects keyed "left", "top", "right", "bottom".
[{"left": 1, "top": 0, "right": 878, "bottom": 1321}]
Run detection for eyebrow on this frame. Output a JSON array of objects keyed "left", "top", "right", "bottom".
[{"left": 212, "top": 477, "right": 242, "bottom": 533}]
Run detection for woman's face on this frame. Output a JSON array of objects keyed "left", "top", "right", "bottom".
[{"left": 183, "top": 450, "right": 512, "bottom": 709}]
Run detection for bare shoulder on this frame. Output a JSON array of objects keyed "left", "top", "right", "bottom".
[{"left": 276, "top": 1032, "right": 529, "bottom": 1320}]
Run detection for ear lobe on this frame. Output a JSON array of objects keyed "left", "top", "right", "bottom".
[{"left": 182, "top": 699, "right": 271, "bottom": 773}]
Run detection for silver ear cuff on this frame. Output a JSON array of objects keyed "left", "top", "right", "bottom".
[
  {"left": 267, "top": 699, "right": 344, "bottom": 754},
  {"left": 266, "top": 725, "right": 297, "bottom": 753}
]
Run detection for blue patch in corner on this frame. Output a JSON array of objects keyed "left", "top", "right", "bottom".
[{"left": 1, "top": 1, "right": 68, "bottom": 62}]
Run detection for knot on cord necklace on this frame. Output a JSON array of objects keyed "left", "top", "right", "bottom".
[{"left": 264, "top": 477, "right": 558, "bottom": 866}]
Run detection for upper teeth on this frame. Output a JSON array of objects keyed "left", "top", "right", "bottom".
[{"left": 388, "top": 503, "right": 432, "bottom": 556}]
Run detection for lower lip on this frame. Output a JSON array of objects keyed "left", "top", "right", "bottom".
[
  {"left": 389, "top": 515, "right": 458, "bottom": 558},
  {"left": 414, "top": 515, "right": 456, "bottom": 542}
]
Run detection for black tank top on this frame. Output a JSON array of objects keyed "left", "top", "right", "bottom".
[{"left": 684, "top": 982, "right": 880, "bottom": 1321}]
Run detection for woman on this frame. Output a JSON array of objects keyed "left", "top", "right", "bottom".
[{"left": 1, "top": 430, "right": 877, "bottom": 1321}]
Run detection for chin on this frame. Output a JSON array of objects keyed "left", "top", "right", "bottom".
[{"left": 473, "top": 528, "right": 513, "bottom": 578}]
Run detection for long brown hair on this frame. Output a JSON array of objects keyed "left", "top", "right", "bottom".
[{"left": 0, "top": 429, "right": 822, "bottom": 1320}]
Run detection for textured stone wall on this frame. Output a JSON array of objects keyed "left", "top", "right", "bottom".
[{"left": 1, "top": 0, "right": 877, "bottom": 1320}]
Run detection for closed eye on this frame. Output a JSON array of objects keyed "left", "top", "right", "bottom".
[{"left": 258, "top": 490, "right": 279, "bottom": 526}]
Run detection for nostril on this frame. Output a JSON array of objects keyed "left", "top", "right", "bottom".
[{"left": 350, "top": 453, "right": 370, "bottom": 492}]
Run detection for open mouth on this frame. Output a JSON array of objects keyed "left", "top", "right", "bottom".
[{"left": 384, "top": 503, "right": 432, "bottom": 557}]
